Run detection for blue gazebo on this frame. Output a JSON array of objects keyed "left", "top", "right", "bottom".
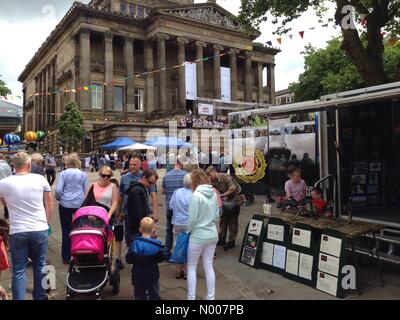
[
  {"left": 102, "top": 137, "right": 136, "bottom": 150},
  {"left": 144, "top": 137, "right": 192, "bottom": 148}
]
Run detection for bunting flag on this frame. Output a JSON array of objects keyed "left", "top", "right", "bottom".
[
  {"left": 288, "top": 35, "right": 293, "bottom": 40},
  {"left": 266, "top": 41, "right": 272, "bottom": 46},
  {"left": 299, "top": 31, "right": 305, "bottom": 39},
  {"left": 277, "top": 37, "right": 282, "bottom": 45}
]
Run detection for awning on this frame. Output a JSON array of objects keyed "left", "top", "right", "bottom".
[{"left": 118, "top": 143, "right": 157, "bottom": 152}]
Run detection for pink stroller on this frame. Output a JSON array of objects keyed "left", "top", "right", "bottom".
[{"left": 66, "top": 206, "right": 120, "bottom": 300}]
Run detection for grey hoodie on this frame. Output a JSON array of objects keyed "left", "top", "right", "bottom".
[{"left": 187, "top": 184, "right": 219, "bottom": 245}]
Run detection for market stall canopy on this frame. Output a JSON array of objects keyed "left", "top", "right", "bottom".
[
  {"left": 118, "top": 143, "right": 157, "bottom": 152},
  {"left": 102, "top": 137, "right": 136, "bottom": 150},
  {"left": 144, "top": 137, "right": 193, "bottom": 148}
]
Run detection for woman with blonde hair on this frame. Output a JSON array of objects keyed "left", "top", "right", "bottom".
[
  {"left": 55, "top": 154, "right": 89, "bottom": 264},
  {"left": 186, "top": 169, "right": 219, "bottom": 300}
]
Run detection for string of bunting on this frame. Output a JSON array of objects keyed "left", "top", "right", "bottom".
[{"left": 1, "top": 45, "right": 253, "bottom": 101}]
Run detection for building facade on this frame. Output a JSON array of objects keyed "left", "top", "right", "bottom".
[
  {"left": 19, "top": 0, "right": 279, "bottom": 152},
  {"left": 0, "top": 100, "right": 23, "bottom": 138},
  {"left": 275, "top": 89, "right": 294, "bottom": 105}
]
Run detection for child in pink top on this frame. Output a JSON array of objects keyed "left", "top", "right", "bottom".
[{"left": 284, "top": 166, "right": 307, "bottom": 202}]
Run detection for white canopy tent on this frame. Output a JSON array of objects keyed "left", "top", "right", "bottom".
[{"left": 118, "top": 143, "right": 157, "bottom": 152}]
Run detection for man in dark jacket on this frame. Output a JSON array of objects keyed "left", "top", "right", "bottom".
[
  {"left": 125, "top": 170, "right": 158, "bottom": 238},
  {"left": 125, "top": 217, "right": 166, "bottom": 300}
]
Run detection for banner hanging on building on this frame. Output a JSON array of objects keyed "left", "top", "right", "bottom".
[
  {"left": 221, "top": 67, "right": 231, "bottom": 102},
  {"left": 185, "top": 62, "right": 197, "bottom": 100},
  {"left": 198, "top": 102, "right": 214, "bottom": 116}
]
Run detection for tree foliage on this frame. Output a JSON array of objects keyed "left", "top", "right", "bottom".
[
  {"left": 0, "top": 76, "right": 11, "bottom": 97},
  {"left": 59, "top": 101, "right": 84, "bottom": 152},
  {"left": 289, "top": 37, "right": 400, "bottom": 102},
  {"left": 238, "top": 0, "right": 400, "bottom": 86}
]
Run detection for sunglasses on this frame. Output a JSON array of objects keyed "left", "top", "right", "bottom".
[{"left": 100, "top": 174, "right": 112, "bottom": 179}]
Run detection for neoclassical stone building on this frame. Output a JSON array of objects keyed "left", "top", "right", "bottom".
[{"left": 19, "top": 0, "right": 279, "bottom": 152}]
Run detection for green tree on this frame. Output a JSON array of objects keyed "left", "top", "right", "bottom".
[
  {"left": 0, "top": 76, "right": 11, "bottom": 97},
  {"left": 59, "top": 101, "right": 84, "bottom": 152},
  {"left": 238, "top": 0, "right": 400, "bottom": 86},
  {"left": 289, "top": 38, "right": 400, "bottom": 101}
]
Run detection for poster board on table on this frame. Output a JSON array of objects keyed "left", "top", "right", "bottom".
[
  {"left": 239, "top": 214, "right": 267, "bottom": 269},
  {"left": 283, "top": 223, "right": 319, "bottom": 288},
  {"left": 259, "top": 217, "right": 290, "bottom": 274},
  {"left": 315, "top": 229, "right": 347, "bottom": 299}
]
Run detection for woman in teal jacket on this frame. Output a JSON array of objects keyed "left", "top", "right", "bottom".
[{"left": 187, "top": 169, "right": 219, "bottom": 300}]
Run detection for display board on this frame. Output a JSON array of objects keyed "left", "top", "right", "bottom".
[
  {"left": 283, "top": 223, "right": 318, "bottom": 287},
  {"left": 351, "top": 161, "right": 383, "bottom": 207},
  {"left": 315, "top": 229, "right": 346, "bottom": 299},
  {"left": 239, "top": 214, "right": 266, "bottom": 268},
  {"left": 259, "top": 218, "right": 290, "bottom": 274}
]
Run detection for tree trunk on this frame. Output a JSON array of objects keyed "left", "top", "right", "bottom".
[{"left": 335, "top": 0, "right": 388, "bottom": 86}]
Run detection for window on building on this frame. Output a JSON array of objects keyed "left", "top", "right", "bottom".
[
  {"left": 91, "top": 84, "right": 103, "bottom": 109},
  {"left": 134, "top": 88, "right": 144, "bottom": 111},
  {"left": 114, "top": 86, "right": 124, "bottom": 111},
  {"left": 129, "top": 4, "right": 135, "bottom": 16},
  {"left": 136, "top": 5, "right": 144, "bottom": 17},
  {"left": 120, "top": 1, "right": 126, "bottom": 14}
]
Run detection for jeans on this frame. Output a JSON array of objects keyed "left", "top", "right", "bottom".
[
  {"left": 187, "top": 239, "right": 217, "bottom": 300},
  {"left": 45, "top": 169, "right": 56, "bottom": 186},
  {"left": 9, "top": 231, "right": 48, "bottom": 300},
  {"left": 133, "top": 280, "right": 161, "bottom": 300},
  {"left": 59, "top": 205, "right": 77, "bottom": 262},
  {"left": 165, "top": 209, "right": 174, "bottom": 254}
]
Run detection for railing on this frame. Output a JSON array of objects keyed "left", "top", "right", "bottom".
[{"left": 313, "top": 174, "right": 337, "bottom": 219}]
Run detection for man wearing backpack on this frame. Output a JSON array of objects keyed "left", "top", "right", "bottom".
[{"left": 206, "top": 166, "right": 242, "bottom": 251}]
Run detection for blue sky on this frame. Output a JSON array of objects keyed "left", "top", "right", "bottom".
[{"left": 0, "top": 0, "right": 340, "bottom": 105}]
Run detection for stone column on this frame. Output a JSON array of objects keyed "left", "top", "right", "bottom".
[
  {"left": 105, "top": 32, "right": 114, "bottom": 111},
  {"left": 52, "top": 58, "right": 57, "bottom": 124},
  {"left": 47, "top": 64, "right": 52, "bottom": 127},
  {"left": 195, "top": 41, "right": 206, "bottom": 98},
  {"left": 213, "top": 45, "right": 223, "bottom": 99},
  {"left": 41, "top": 70, "right": 46, "bottom": 129},
  {"left": 229, "top": 48, "right": 238, "bottom": 101},
  {"left": 157, "top": 33, "right": 169, "bottom": 112},
  {"left": 177, "top": 37, "right": 188, "bottom": 110},
  {"left": 267, "top": 63, "right": 276, "bottom": 105},
  {"left": 245, "top": 51, "right": 252, "bottom": 102},
  {"left": 79, "top": 28, "right": 91, "bottom": 110},
  {"left": 124, "top": 37, "right": 135, "bottom": 112},
  {"left": 145, "top": 40, "right": 155, "bottom": 115},
  {"left": 257, "top": 62, "right": 264, "bottom": 104},
  {"left": 34, "top": 76, "right": 38, "bottom": 130}
]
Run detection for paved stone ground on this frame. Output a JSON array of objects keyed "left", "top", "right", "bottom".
[{"left": 1, "top": 169, "right": 400, "bottom": 300}]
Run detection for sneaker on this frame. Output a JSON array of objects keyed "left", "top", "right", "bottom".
[
  {"left": 217, "top": 239, "right": 226, "bottom": 247},
  {"left": 225, "top": 242, "right": 235, "bottom": 250},
  {"left": 115, "top": 259, "right": 124, "bottom": 270}
]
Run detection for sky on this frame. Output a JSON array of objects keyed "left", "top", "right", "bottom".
[{"left": 0, "top": 0, "right": 340, "bottom": 106}]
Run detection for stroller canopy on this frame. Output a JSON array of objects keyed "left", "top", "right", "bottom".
[{"left": 73, "top": 206, "right": 110, "bottom": 226}]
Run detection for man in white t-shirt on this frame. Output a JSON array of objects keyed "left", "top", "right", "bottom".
[{"left": 0, "top": 152, "right": 54, "bottom": 300}]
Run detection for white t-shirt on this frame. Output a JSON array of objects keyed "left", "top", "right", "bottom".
[{"left": 0, "top": 173, "right": 51, "bottom": 235}]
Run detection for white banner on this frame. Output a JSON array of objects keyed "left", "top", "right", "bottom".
[
  {"left": 221, "top": 67, "right": 231, "bottom": 101},
  {"left": 198, "top": 103, "right": 214, "bottom": 116},
  {"left": 185, "top": 62, "right": 197, "bottom": 100}
]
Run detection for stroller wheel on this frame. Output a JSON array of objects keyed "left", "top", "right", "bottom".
[{"left": 112, "top": 270, "right": 120, "bottom": 295}]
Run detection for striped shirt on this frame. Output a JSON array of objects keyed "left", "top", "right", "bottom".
[{"left": 162, "top": 169, "right": 187, "bottom": 209}]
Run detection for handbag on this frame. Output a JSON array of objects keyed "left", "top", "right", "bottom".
[
  {"left": 81, "top": 185, "right": 97, "bottom": 207},
  {"left": 0, "top": 236, "right": 10, "bottom": 271},
  {"left": 169, "top": 232, "right": 190, "bottom": 264}
]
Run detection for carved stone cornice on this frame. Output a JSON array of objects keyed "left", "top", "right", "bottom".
[
  {"left": 104, "top": 32, "right": 114, "bottom": 42},
  {"left": 80, "top": 28, "right": 91, "bottom": 37},
  {"left": 177, "top": 37, "right": 189, "bottom": 45},
  {"left": 213, "top": 44, "right": 224, "bottom": 52},
  {"left": 195, "top": 40, "right": 207, "bottom": 48},
  {"left": 155, "top": 33, "right": 170, "bottom": 41}
]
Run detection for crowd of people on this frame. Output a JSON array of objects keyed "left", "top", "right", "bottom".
[{"left": 0, "top": 148, "right": 243, "bottom": 301}]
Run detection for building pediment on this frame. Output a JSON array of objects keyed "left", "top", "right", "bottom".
[{"left": 157, "top": 4, "right": 245, "bottom": 33}]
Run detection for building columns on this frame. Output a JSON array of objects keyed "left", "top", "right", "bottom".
[
  {"left": 105, "top": 32, "right": 114, "bottom": 111},
  {"left": 47, "top": 64, "right": 52, "bottom": 127},
  {"left": 177, "top": 37, "right": 188, "bottom": 110},
  {"left": 124, "top": 37, "right": 135, "bottom": 112},
  {"left": 195, "top": 41, "right": 206, "bottom": 99},
  {"left": 157, "top": 33, "right": 169, "bottom": 112},
  {"left": 145, "top": 40, "right": 155, "bottom": 115},
  {"left": 34, "top": 76, "right": 38, "bottom": 130},
  {"left": 267, "top": 63, "right": 276, "bottom": 105},
  {"left": 229, "top": 48, "right": 238, "bottom": 101},
  {"left": 79, "top": 29, "right": 91, "bottom": 110},
  {"left": 257, "top": 62, "right": 264, "bottom": 104},
  {"left": 245, "top": 52, "right": 252, "bottom": 102},
  {"left": 213, "top": 45, "right": 223, "bottom": 100},
  {"left": 52, "top": 58, "right": 57, "bottom": 124},
  {"left": 41, "top": 70, "right": 46, "bottom": 129}
]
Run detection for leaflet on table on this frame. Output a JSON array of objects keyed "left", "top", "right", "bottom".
[
  {"left": 248, "top": 219, "right": 263, "bottom": 236},
  {"left": 267, "top": 224, "right": 285, "bottom": 242},
  {"left": 299, "top": 253, "right": 314, "bottom": 280},
  {"left": 285, "top": 250, "right": 299, "bottom": 276},
  {"left": 318, "top": 253, "right": 340, "bottom": 276},
  {"left": 272, "top": 244, "right": 286, "bottom": 269},
  {"left": 292, "top": 228, "right": 311, "bottom": 248},
  {"left": 320, "top": 234, "right": 342, "bottom": 257},
  {"left": 242, "top": 248, "right": 256, "bottom": 266},
  {"left": 261, "top": 242, "right": 274, "bottom": 265},
  {"left": 316, "top": 271, "right": 338, "bottom": 297}
]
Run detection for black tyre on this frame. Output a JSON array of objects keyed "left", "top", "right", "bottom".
[{"left": 112, "top": 270, "right": 120, "bottom": 295}]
